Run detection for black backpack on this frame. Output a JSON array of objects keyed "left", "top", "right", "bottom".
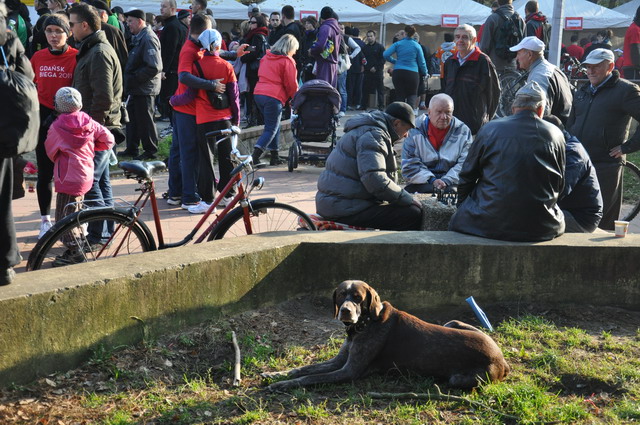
[
  {"left": 0, "top": 45, "right": 39, "bottom": 158},
  {"left": 494, "top": 11, "right": 524, "bottom": 60}
]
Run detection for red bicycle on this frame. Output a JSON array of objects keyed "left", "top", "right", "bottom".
[{"left": 27, "top": 126, "right": 316, "bottom": 270}]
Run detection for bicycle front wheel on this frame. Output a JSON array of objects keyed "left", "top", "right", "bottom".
[
  {"left": 27, "top": 208, "right": 156, "bottom": 271},
  {"left": 208, "top": 200, "right": 316, "bottom": 240},
  {"left": 622, "top": 161, "right": 640, "bottom": 222},
  {"left": 497, "top": 70, "right": 525, "bottom": 117}
]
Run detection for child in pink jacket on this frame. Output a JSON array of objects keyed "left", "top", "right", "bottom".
[{"left": 45, "top": 87, "right": 114, "bottom": 236}]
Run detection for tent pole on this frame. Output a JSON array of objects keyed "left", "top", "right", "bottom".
[{"left": 548, "top": 0, "right": 564, "bottom": 66}]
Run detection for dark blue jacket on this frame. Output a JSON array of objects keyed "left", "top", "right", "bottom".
[{"left": 558, "top": 131, "right": 603, "bottom": 232}]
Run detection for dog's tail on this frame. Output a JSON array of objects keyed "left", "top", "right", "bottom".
[{"left": 443, "top": 320, "right": 484, "bottom": 333}]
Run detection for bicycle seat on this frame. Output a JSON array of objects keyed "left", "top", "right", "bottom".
[{"left": 119, "top": 160, "right": 167, "bottom": 179}]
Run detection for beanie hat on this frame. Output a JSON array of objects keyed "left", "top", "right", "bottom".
[
  {"left": 320, "top": 6, "right": 334, "bottom": 20},
  {"left": 55, "top": 87, "right": 83, "bottom": 113},
  {"left": 43, "top": 14, "right": 71, "bottom": 36},
  {"left": 385, "top": 101, "right": 416, "bottom": 128}
]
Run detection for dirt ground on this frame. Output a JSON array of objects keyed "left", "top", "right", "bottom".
[{"left": 0, "top": 296, "right": 638, "bottom": 424}]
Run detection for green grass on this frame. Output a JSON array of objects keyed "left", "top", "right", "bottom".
[{"left": 2, "top": 314, "right": 639, "bottom": 424}]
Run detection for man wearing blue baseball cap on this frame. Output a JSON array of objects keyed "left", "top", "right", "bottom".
[{"left": 567, "top": 48, "right": 640, "bottom": 230}]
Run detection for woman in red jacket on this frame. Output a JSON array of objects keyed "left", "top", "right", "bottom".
[
  {"left": 30, "top": 14, "right": 77, "bottom": 238},
  {"left": 250, "top": 34, "right": 299, "bottom": 165}
]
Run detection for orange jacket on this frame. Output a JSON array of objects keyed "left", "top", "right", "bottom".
[{"left": 254, "top": 51, "right": 299, "bottom": 105}]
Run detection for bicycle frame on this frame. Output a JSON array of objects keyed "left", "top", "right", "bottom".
[{"left": 97, "top": 127, "right": 262, "bottom": 256}]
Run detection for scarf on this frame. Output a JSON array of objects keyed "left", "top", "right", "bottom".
[{"left": 243, "top": 26, "right": 268, "bottom": 44}]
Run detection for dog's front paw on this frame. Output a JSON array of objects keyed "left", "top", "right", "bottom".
[
  {"left": 261, "top": 370, "right": 289, "bottom": 379},
  {"left": 267, "top": 379, "right": 299, "bottom": 392}
]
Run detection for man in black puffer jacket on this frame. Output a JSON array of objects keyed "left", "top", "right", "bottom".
[
  {"left": 316, "top": 102, "right": 422, "bottom": 230},
  {"left": 567, "top": 48, "right": 640, "bottom": 230},
  {"left": 450, "top": 81, "right": 565, "bottom": 242}
]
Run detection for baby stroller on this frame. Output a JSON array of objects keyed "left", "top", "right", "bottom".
[{"left": 288, "top": 79, "right": 341, "bottom": 172}]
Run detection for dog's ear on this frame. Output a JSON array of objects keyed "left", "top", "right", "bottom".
[
  {"left": 333, "top": 287, "right": 339, "bottom": 319},
  {"left": 365, "top": 286, "right": 383, "bottom": 320}
]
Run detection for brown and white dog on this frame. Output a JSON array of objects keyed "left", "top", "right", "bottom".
[{"left": 263, "top": 280, "right": 510, "bottom": 390}]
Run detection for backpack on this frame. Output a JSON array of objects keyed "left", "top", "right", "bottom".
[
  {"left": 0, "top": 45, "right": 39, "bottom": 158},
  {"left": 249, "top": 34, "right": 269, "bottom": 72},
  {"left": 494, "top": 11, "right": 524, "bottom": 60}
]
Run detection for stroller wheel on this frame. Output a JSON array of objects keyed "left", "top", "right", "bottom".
[{"left": 288, "top": 142, "right": 299, "bottom": 172}]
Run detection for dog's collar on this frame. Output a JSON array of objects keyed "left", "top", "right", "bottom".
[{"left": 345, "top": 315, "right": 371, "bottom": 334}]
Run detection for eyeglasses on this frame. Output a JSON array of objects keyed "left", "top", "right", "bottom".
[
  {"left": 249, "top": 21, "right": 257, "bottom": 24},
  {"left": 45, "top": 29, "right": 66, "bottom": 35}
]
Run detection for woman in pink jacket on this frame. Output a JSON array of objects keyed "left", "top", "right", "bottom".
[
  {"left": 45, "top": 87, "right": 114, "bottom": 252},
  {"left": 250, "top": 34, "right": 299, "bottom": 166}
]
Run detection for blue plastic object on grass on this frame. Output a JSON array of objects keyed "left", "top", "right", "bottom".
[{"left": 466, "top": 296, "right": 494, "bottom": 331}]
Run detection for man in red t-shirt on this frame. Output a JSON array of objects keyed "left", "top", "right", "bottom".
[
  {"left": 622, "top": 7, "right": 640, "bottom": 80},
  {"left": 565, "top": 34, "right": 584, "bottom": 60}
]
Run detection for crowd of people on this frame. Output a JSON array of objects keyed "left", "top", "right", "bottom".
[{"left": 1, "top": 0, "right": 640, "bottom": 285}]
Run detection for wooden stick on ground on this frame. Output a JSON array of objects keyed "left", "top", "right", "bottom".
[{"left": 231, "top": 331, "right": 241, "bottom": 386}]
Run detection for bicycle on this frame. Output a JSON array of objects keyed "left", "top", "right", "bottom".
[
  {"left": 496, "top": 69, "right": 528, "bottom": 117},
  {"left": 27, "top": 126, "right": 316, "bottom": 270}
]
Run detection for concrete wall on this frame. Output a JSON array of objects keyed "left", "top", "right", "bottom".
[{"left": 1, "top": 231, "right": 639, "bottom": 386}]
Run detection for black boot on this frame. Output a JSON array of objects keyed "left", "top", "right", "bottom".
[
  {"left": 251, "top": 147, "right": 264, "bottom": 165},
  {"left": 270, "top": 150, "right": 284, "bottom": 166}
]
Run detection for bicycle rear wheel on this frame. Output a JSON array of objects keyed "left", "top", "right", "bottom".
[
  {"left": 208, "top": 199, "right": 316, "bottom": 240},
  {"left": 27, "top": 208, "right": 156, "bottom": 271},
  {"left": 621, "top": 161, "right": 640, "bottom": 222},
  {"left": 497, "top": 70, "right": 526, "bottom": 117}
]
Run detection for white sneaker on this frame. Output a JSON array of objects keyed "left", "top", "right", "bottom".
[
  {"left": 216, "top": 196, "right": 233, "bottom": 209},
  {"left": 38, "top": 220, "right": 52, "bottom": 239},
  {"left": 337, "top": 111, "right": 346, "bottom": 118},
  {"left": 187, "top": 201, "right": 211, "bottom": 214}
]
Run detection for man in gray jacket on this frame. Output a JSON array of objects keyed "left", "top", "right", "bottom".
[
  {"left": 122, "top": 9, "right": 162, "bottom": 160},
  {"left": 401, "top": 94, "right": 472, "bottom": 193},
  {"left": 316, "top": 102, "right": 422, "bottom": 230}
]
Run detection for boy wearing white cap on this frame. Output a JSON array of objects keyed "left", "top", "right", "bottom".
[
  {"left": 45, "top": 87, "right": 115, "bottom": 265},
  {"left": 567, "top": 48, "right": 640, "bottom": 230},
  {"left": 509, "top": 35, "right": 572, "bottom": 122}
]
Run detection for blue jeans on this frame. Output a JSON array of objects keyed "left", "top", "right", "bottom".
[
  {"left": 254, "top": 95, "right": 283, "bottom": 151},
  {"left": 173, "top": 110, "right": 200, "bottom": 204},
  {"left": 338, "top": 71, "right": 348, "bottom": 113},
  {"left": 86, "top": 149, "right": 114, "bottom": 244},
  {"left": 167, "top": 111, "right": 181, "bottom": 198}
]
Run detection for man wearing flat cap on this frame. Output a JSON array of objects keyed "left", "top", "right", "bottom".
[
  {"left": 509, "top": 35, "right": 572, "bottom": 123},
  {"left": 316, "top": 102, "right": 423, "bottom": 230},
  {"left": 121, "top": 8, "right": 162, "bottom": 160},
  {"left": 567, "top": 48, "right": 640, "bottom": 230},
  {"left": 450, "top": 81, "right": 566, "bottom": 242}
]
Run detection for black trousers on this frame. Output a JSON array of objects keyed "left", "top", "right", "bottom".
[
  {"left": 158, "top": 72, "right": 178, "bottom": 119},
  {"left": 196, "top": 120, "right": 233, "bottom": 204},
  {"left": 347, "top": 72, "right": 364, "bottom": 107},
  {"left": 392, "top": 69, "right": 419, "bottom": 108},
  {"left": 362, "top": 71, "right": 385, "bottom": 109},
  {"left": 594, "top": 161, "right": 623, "bottom": 231},
  {"left": 337, "top": 203, "right": 423, "bottom": 231},
  {"left": 35, "top": 105, "right": 56, "bottom": 216},
  {"left": 0, "top": 157, "right": 19, "bottom": 269},
  {"left": 126, "top": 95, "right": 159, "bottom": 155}
]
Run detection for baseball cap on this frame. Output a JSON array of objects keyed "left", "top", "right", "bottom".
[
  {"left": 123, "top": 9, "right": 145, "bottom": 20},
  {"left": 515, "top": 80, "right": 546, "bottom": 102},
  {"left": 55, "top": 87, "right": 83, "bottom": 113},
  {"left": 385, "top": 102, "right": 416, "bottom": 128},
  {"left": 509, "top": 36, "right": 545, "bottom": 52},
  {"left": 248, "top": 3, "right": 260, "bottom": 14},
  {"left": 91, "top": 0, "right": 110, "bottom": 13},
  {"left": 582, "top": 48, "right": 615, "bottom": 65}
]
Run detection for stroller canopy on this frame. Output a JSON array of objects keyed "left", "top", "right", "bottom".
[{"left": 292, "top": 79, "right": 341, "bottom": 114}]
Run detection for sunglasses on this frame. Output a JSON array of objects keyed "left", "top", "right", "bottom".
[
  {"left": 69, "top": 21, "right": 84, "bottom": 27},
  {"left": 250, "top": 21, "right": 257, "bottom": 24}
]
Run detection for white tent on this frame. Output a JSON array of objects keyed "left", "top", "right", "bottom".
[
  {"left": 513, "top": 0, "right": 631, "bottom": 29},
  {"left": 256, "top": 0, "right": 383, "bottom": 23},
  {"left": 614, "top": 0, "right": 639, "bottom": 18},
  {"left": 376, "top": 0, "right": 492, "bottom": 26},
  {"left": 111, "top": 0, "right": 247, "bottom": 19}
]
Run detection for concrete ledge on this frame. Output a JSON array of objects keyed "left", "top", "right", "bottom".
[{"left": 2, "top": 231, "right": 640, "bottom": 385}]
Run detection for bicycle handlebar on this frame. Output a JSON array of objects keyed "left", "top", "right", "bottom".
[{"left": 205, "top": 125, "right": 241, "bottom": 138}]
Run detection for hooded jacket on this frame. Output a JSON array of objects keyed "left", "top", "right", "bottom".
[
  {"left": 450, "top": 110, "right": 566, "bottom": 242},
  {"left": 72, "top": 30, "right": 123, "bottom": 127},
  {"left": 254, "top": 50, "right": 299, "bottom": 105},
  {"left": 316, "top": 111, "right": 414, "bottom": 219},
  {"left": 310, "top": 18, "right": 341, "bottom": 65},
  {"left": 124, "top": 25, "right": 162, "bottom": 96},
  {"left": 45, "top": 111, "right": 115, "bottom": 196},
  {"left": 401, "top": 114, "right": 473, "bottom": 186},
  {"left": 443, "top": 46, "right": 499, "bottom": 135},
  {"left": 525, "top": 12, "right": 550, "bottom": 46}
]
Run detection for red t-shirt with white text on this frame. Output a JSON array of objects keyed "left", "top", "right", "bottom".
[{"left": 31, "top": 46, "right": 78, "bottom": 110}]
